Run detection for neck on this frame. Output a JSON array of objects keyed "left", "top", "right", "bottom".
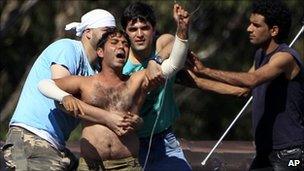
[
  {"left": 129, "top": 46, "right": 152, "bottom": 64},
  {"left": 261, "top": 39, "right": 279, "bottom": 55},
  {"left": 82, "top": 38, "right": 97, "bottom": 64},
  {"left": 99, "top": 66, "right": 123, "bottom": 81}
]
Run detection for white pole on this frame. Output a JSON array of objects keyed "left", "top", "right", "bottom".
[{"left": 201, "top": 24, "right": 304, "bottom": 166}]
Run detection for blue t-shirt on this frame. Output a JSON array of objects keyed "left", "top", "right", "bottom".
[
  {"left": 10, "top": 39, "right": 95, "bottom": 146},
  {"left": 122, "top": 58, "right": 180, "bottom": 138}
]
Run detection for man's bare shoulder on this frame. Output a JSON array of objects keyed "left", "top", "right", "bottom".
[
  {"left": 269, "top": 51, "right": 295, "bottom": 66},
  {"left": 68, "top": 75, "right": 94, "bottom": 81},
  {"left": 155, "top": 34, "right": 175, "bottom": 58},
  {"left": 156, "top": 33, "right": 174, "bottom": 46},
  {"left": 129, "top": 70, "right": 146, "bottom": 81}
]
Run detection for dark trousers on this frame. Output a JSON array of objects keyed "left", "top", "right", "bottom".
[{"left": 250, "top": 146, "right": 304, "bottom": 171}]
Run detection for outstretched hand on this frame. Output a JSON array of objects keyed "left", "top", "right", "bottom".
[
  {"left": 186, "top": 51, "right": 205, "bottom": 72},
  {"left": 173, "top": 3, "right": 190, "bottom": 39}
]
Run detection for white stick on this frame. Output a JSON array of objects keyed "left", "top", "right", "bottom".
[{"left": 201, "top": 24, "right": 304, "bottom": 166}]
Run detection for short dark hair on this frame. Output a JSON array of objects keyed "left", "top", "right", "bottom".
[
  {"left": 251, "top": 0, "right": 291, "bottom": 43},
  {"left": 97, "top": 27, "right": 131, "bottom": 49},
  {"left": 120, "top": 2, "right": 156, "bottom": 30}
]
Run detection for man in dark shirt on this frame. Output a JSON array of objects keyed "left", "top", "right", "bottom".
[{"left": 187, "top": 0, "right": 304, "bottom": 170}]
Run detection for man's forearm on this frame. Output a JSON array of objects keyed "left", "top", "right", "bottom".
[
  {"left": 76, "top": 100, "right": 109, "bottom": 124},
  {"left": 38, "top": 79, "right": 110, "bottom": 124},
  {"left": 176, "top": 24, "right": 188, "bottom": 40},
  {"left": 197, "top": 68, "right": 257, "bottom": 88},
  {"left": 194, "top": 76, "right": 250, "bottom": 97},
  {"left": 161, "top": 35, "right": 188, "bottom": 78}
]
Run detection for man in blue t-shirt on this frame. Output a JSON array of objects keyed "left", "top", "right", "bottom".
[
  {"left": 1, "top": 9, "right": 137, "bottom": 171},
  {"left": 187, "top": 0, "right": 304, "bottom": 170}
]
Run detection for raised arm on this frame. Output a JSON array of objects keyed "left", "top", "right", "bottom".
[
  {"left": 159, "top": 3, "right": 189, "bottom": 78},
  {"left": 144, "top": 4, "right": 190, "bottom": 88}
]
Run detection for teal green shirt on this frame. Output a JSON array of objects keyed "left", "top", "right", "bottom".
[{"left": 122, "top": 59, "right": 180, "bottom": 138}]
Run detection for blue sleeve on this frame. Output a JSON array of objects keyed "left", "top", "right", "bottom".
[{"left": 44, "top": 39, "right": 81, "bottom": 75}]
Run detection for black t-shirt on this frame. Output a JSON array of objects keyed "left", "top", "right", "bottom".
[{"left": 252, "top": 43, "right": 304, "bottom": 152}]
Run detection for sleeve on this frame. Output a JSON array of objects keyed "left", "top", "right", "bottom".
[
  {"left": 160, "top": 35, "right": 189, "bottom": 78},
  {"left": 38, "top": 79, "right": 70, "bottom": 102},
  {"left": 46, "top": 39, "right": 81, "bottom": 75}
]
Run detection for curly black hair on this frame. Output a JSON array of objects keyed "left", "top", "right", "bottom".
[
  {"left": 97, "top": 27, "right": 131, "bottom": 49},
  {"left": 251, "top": 0, "right": 291, "bottom": 43},
  {"left": 120, "top": 2, "right": 156, "bottom": 30}
]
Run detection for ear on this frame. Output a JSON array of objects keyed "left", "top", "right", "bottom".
[
  {"left": 270, "top": 26, "right": 279, "bottom": 37},
  {"left": 83, "top": 29, "right": 93, "bottom": 39},
  {"left": 96, "top": 47, "right": 104, "bottom": 59}
]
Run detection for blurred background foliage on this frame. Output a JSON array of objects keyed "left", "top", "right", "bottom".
[{"left": 0, "top": 0, "right": 303, "bottom": 142}]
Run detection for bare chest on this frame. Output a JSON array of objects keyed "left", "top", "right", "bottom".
[{"left": 82, "top": 82, "right": 133, "bottom": 112}]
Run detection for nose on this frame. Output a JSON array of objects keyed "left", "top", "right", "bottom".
[
  {"left": 117, "top": 41, "right": 124, "bottom": 48},
  {"left": 247, "top": 24, "right": 253, "bottom": 33},
  {"left": 136, "top": 29, "right": 143, "bottom": 37}
]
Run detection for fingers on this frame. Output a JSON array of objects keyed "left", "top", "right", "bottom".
[
  {"left": 173, "top": 3, "right": 179, "bottom": 14},
  {"left": 178, "top": 7, "right": 189, "bottom": 19},
  {"left": 145, "top": 73, "right": 165, "bottom": 90},
  {"left": 124, "top": 126, "right": 134, "bottom": 132},
  {"left": 186, "top": 69, "right": 197, "bottom": 79},
  {"left": 62, "top": 99, "right": 70, "bottom": 111},
  {"left": 143, "top": 76, "right": 149, "bottom": 89},
  {"left": 61, "top": 95, "right": 84, "bottom": 117},
  {"left": 76, "top": 100, "right": 85, "bottom": 115},
  {"left": 71, "top": 100, "right": 79, "bottom": 117},
  {"left": 174, "top": 3, "right": 189, "bottom": 19},
  {"left": 186, "top": 58, "right": 195, "bottom": 68},
  {"left": 114, "top": 127, "right": 127, "bottom": 136},
  {"left": 190, "top": 51, "right": 199, "bottom": 61},
  {"left": 62, "top": 95, "right": 72, "bottom": 111}
]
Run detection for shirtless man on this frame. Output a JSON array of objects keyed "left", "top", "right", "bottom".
[{"left": 38, "top": 4, "right": 190, "bottom": 170}]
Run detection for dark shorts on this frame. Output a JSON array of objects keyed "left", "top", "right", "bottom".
[{"left": 1, "top": 126, "right": 78, "bottom": 171}]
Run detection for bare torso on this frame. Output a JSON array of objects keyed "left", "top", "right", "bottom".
[{"left": 79, "top": 73, "right": 145, "bottom": 161}]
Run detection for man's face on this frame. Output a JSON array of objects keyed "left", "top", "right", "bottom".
[
  {"left": 125, "top": 19, "right": 155, "bottom": 54},
  {"left": 89, "top": 27, "right": 110, "bottom": 48},
  {"left": 99, "top": 33, "right": 130, "bottom": 69},
  {"left": 247, "top": 13, "right": 272, "bottom": 45}
]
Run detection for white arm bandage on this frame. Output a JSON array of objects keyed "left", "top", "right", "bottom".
[
  {"left": 38, "top": 79, "right": 70, "bottom": 102},
  {"left": 161, "top": 35, "right": 189, "bottom": 78}
]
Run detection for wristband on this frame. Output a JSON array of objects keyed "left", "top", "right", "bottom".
[{"left": 149, "top": 55, "right": 163, "bottom": 64}]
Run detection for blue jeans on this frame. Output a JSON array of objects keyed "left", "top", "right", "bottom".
[{"left": 138, "top": 127, "right": 192, "bottom": 171}]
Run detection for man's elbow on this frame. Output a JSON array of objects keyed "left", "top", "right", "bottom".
[
  {"left": 241, "top": 74, "right": 259, "bottom": 89},
  {"left": 247, "top": 77, "right": 259, "bottom": 89},
  {"left": 236, "top": 88, "right": 251, "bottom": 97}
]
